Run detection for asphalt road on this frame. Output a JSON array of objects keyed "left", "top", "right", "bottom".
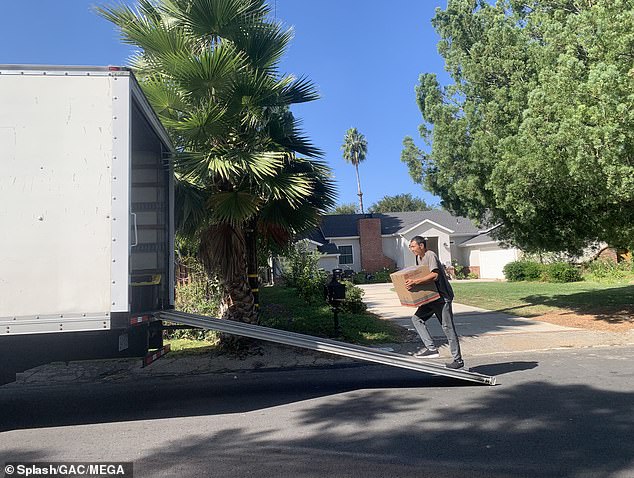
[{"left": 1, "top": 346, "right": 633, "bottom": 478}]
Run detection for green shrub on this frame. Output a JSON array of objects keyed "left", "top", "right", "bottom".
[
  {"left": 353, "top": 272, "right": 368, "bottom": 284},
  {"left": 455, "top": 266, "right": 469, "bottom": 279},
  {"left": 523, "top": 262, "right": 544, "bottom": 280},
  {"left": 352, "top": 268, "right": 393, "bottom": 284},
  {"left": 542, "top": 262, "right": 582, "bottom": 283},
  {"left": 341, "top": 280, "right": 367, "bottom": 313},
  {"left": 503, "top": 261, "right": 544, "bottom": 281},
  {"left": 281, "top": 243, "right": 328, "bottom": 304},
  {"left": 583, "top": 259, "right": 633, "bottom": 282},
  {"left": 170, "top": 258, "right": 220, "bottom": 341},
  {"left": 503, "top": 261, "right": 524, "bottom": 281},
  {"left": 371, "top": 268, "right": 393, "bottom": 283},
  {"left": 299, "top": 268, "right": 328, "bottom": 304}
]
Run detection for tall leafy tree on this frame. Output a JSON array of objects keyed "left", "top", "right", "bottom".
[
  {"left": 404, "top": 0, "right": 634, "bottom": 254},
  {"left": 98, "top": 0, "right": 336, "bottom": 325},
  {"left": 327, "top": 203, "right": 358, "bottom": 215},
  {"left": 400, "top": 136, "right": 425, "bottom": 186},
  {"left": 368, "top": 193, "right": 432, "bottom": 213},
  {"left": 341, "top": 127, "right": 368, "bottom": 214}
]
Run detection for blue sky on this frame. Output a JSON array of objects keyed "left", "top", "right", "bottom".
[{"left": 0, "top": 0, "right": 451, "bottom": 211}]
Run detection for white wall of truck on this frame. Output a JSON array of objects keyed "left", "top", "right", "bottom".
[{"left": 0, "top": 65, "right": 174, "bottom": 338}]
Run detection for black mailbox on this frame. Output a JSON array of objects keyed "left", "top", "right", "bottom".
[
  {"left": 325, "top": 268, "right": 346, "bottom": 336},
  {"left": 326, "top": 268, "right": 346, "bottom": 304}
]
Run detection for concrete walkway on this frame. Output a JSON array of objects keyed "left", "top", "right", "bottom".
[{"left": 359, "top": 283, "right": 634, "bottom": 359}]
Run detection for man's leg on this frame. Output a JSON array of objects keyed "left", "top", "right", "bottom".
[
  {"left": 437, "top": 300, "right": 462, "bottom": 362},
  {"left": 411, "top": 307, "right": 437, "bottom": 352}
]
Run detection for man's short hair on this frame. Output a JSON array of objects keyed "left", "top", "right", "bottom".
[{"left": 410, "top": 235, "right": 427, "bottom": 247}]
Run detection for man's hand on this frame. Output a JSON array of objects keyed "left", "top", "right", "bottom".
[
  {"left": 405, "top": 278, "right": 418, "bottom": 290},
  {"left": 405, "top": 272, "right": 439, "bottom": 290}
]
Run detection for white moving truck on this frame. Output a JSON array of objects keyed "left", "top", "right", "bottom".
[{"left": 0, "top": 65, "right": 175, "bottom": 381}]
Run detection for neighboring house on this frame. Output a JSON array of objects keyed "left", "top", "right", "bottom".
[{"left": 296, "top": 211, "right": 520, "bottom": 280}]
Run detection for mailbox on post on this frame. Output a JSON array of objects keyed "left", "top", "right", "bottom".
[{"left": 325, "top": 268, "right": 346, "bottom": 336}]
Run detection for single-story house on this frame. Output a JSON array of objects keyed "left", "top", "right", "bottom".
[{"left": 297, "top": 211, "right": 520, "bottom": 280}]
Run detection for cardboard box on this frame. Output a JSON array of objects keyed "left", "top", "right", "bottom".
[{"left": 390, "top": 266, "right": 441, "bottom": 307}]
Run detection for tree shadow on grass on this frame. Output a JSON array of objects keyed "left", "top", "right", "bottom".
[{"left": 513, "top": 284, "right": 634, "bottom": 325}]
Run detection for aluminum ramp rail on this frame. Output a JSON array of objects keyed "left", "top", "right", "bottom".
[{"left": 159, "top": 311, "right": 496, "bottom": 385}]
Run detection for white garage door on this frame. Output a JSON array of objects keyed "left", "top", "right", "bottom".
[{"left": 479, "top": 246, "right": 518, "bottom": 279}]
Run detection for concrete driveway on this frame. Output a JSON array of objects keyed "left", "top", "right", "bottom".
[{"left": 359, "top": 283, "right": 634, "bottom": 359}]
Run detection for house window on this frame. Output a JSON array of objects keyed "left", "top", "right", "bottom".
[{"left": 338, "top": 245, "right": 353, "bottom": 265}]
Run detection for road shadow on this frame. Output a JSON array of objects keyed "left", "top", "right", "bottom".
[
  {"left": 0, "top": 366, "right": 467, "bottom": 432},
  {"left": 14, "top": 379, "right": 625, "bottom": 478},
  {"left": 2, "top": 363, "right": 633, "bottom": 477},
  {"left": 469, "top": 361, "right": 538, "bottom": 376}
]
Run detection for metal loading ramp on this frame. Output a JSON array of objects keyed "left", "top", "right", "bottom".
[{"left": 160, "top": 310, "right": 496, "bottom": 386}]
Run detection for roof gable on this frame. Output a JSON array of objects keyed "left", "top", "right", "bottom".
[{"left": 320, "top": 211, "right": 479, "bottom": 238}]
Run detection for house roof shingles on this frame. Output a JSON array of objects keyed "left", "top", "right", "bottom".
[
  {"left": 320, "top": 211, "right": 480, "bottom": 238},
  {"left": 459, "top": 234, "right": 496, "bottom": 247}
]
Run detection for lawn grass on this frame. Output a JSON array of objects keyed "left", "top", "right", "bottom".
[
  {"left": 259, "top": 285, "right": 406, "bottom": 345},
  {"left": 165, "top": 284, "right": 406, "bottom": 354},
  {"left": 165, "top": 337, "right": 218, "bottom": 356},
  {"left": 451, "top": 280, "right": 634, "bottom": 318}
]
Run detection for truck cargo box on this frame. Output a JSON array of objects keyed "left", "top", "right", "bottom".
[{"left": 0, "top": 65, "right": 175, "bottom": 337}]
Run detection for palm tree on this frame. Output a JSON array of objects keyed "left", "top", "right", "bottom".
[
  {"left": 341, "top": 127, "right": 368, "bottom": 213},
  {"left": 98, "top": 0, "right": 336, "bottom": 325}
]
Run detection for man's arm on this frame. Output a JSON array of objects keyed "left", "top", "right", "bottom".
[{"left": 405, "top": 271, "right": 438, "bottom": 290}]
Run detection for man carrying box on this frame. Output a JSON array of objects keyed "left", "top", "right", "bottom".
[{"left": 406, "top": 236, "right": 464, "bottom": 369}]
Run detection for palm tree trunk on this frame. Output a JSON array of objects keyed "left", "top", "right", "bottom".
[
  {"left": 220, "top": 277, "right": 257, "bottom": 323},
  {"left": 219, "top": 236, "right": 258, "bottom": 326},
  {"left": 355, "top": 163, "right": 364, "bottom": 213},
  {"left": 199, "top": 224, "right": 258, "bottom": 327},
  {"left": 218, "top": 274, "right": 257, "bottom": 350}
]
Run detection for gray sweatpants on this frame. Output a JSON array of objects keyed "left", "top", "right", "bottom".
[{"left": 411, "top": 299, "right": 462, "bottom": 361}]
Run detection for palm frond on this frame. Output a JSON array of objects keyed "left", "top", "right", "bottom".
[
  {"left": 173, "top": 150, "right": 238, "bottom": 182},
  {"left": 166, "top": 0, "right": 268, "bottom": 39},
  {"left": 139, "top": 76, "right": 190, "bottom": 120},
  {"left": 229, "top": 67, "right": 279, "bottom": 108},
  {"left": 174, "top": 176, "right": 210, "bottom": 237},
  {"left": 258, "top": 172, "right": 314, "bottom": 205},
  {"left": 240, "top": 151, "right": 286, "bottom": 180},
  {"left": 268, "top": 115, "right": 323, "bottom": 158},
  {"left": 231, "top": 21, "right": 294, "bottom": 70},
  {"left": 158, "top": 43, "right": 248, "bottom": 98},
  {"left": 213, "top": 148, "right": 285, "bottom": 181},
  {"left": 342, "top": 127, "right": 368, "bottom": 165},
  {"left": 281, "top": 158, "right": 338, "bottom": 212},
  {"left": 208, "top": 190, "right": 261, "bottom": 226},
  {"left": 258, "top": 199, "right": 323, "bottom": 242},
  {"left": 136, "top": 0, "right": 165, "bottom": 23},
  {"left": 96, "top": 4, "right": 193, "bottom": 54},
  {"left": 170, "top": 101, "right": 229, "bottom": 144},
  {"left": 279, "top": 75, "right": 320, "bottom": 104}
]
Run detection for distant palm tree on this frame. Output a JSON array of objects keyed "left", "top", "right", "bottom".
[
  {"left": 98, "top": 0, "right": 336, "bottom": 326},
  {"left": 341, "top": 127, "right": 368, "bottom": 213}
]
